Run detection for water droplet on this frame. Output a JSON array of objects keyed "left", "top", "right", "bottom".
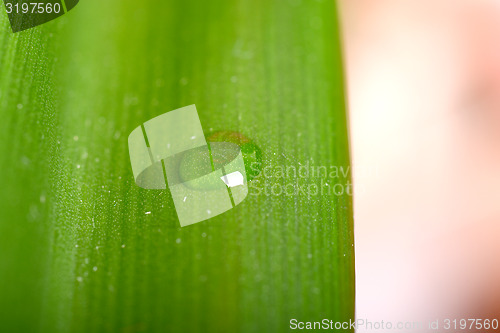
[{"left": 21, "top": 156, "right": 30, "bottom": 165}]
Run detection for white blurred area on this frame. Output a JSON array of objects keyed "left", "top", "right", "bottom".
[{"left": 339, "top": 0, "right": 500, "bottom": 331}]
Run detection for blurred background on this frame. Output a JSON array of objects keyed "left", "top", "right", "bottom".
[{"left": 339, "top": 0, "right": 500, "bottom": 330}]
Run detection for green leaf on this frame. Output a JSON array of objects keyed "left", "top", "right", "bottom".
[{"left": 0, "top": 1, "right": 354, "bottom": 332}]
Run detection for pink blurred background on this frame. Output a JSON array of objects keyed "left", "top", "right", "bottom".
[{"left": 339, "top": 0, "right": 500, "bottom": 331}]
